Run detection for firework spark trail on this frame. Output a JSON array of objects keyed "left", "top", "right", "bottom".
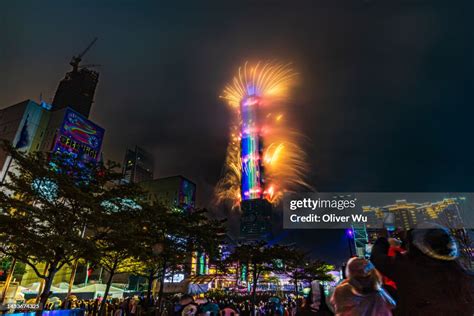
[{"left": 215, "top": 61, "right": 312, "bottom": 208}]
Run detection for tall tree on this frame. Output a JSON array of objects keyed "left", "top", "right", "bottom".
[
  {"left": 133, "top": 204, "right": 226, "bottom": 312},
  {"left": 276, "top": 248, "right": 334, "bottom": 296},
  {"left": 93, "top": 207, "right": 145, "bottom": 315},
  {"left": 227, "top": 242, "right": 285, "bottom": 314},
  {"left": 128, "top": 203, "right": 188, "bottom": 309},
  {"left": 0, "top": 142, "right": 104, "bottom": 309},
  {"left": 83, "top": 168, "right": 147, "bottom": 315}
]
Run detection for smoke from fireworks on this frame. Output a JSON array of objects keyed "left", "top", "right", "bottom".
[{"left": 215, "top": 61, "right": 311, "bottom": 208}]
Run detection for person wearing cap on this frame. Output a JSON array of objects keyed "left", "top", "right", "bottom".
[
  {"left": 330, "top": 257, "right": 396, "bottom": 315},
  {"left": 371, "top": 223, "right": 474, "bottom": 316}
]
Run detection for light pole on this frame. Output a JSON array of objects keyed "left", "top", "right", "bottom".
[
  {"left": 346, "top": 229, "right": 354, "bottom": 257},
  {"left": 152, "top": 242, "right": 165, "bottom": 314}
]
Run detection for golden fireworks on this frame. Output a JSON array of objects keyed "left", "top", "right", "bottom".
[{"left": 215, "top": 61, "right": 312, "bottom": 208}]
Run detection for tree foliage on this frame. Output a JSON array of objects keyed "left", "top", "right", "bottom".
[
  {"left": 0, "top": 141, "right": 227, "bottom": 314},
  {"left": 0, "top": 142, "right": 107, "bottom": 306},
  {"left": 227, "top": 242, "right": 333, "bottom": 309},
  {"left": 227, "top": 242, "right": 290, "bottom": 312},
  {"left": 277, "top": 247, "right": 334, "bottom": 282}
]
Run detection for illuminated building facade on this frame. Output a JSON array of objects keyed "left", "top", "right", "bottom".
[
  {"left": 0, "top": 100, "right": 51, "bottom": 182},
  {"left": 240, "top": 96, "right": 264, "bottom": 200},
  {"left": 39, "top": 107, "right": 104, "bottom": 164},
  {"left": 239, "top": 94, "right": 281, "bottom": 203},
  {"left": 217, "top": 63, "right": 306, "bottom": 240},
  {"left": 363, "top": 198, "right": 465, "bottom": 231},
  {"left": 190, "top": 252, "right": 209, "bottom": 276},
  {"left": 360, "top": 197, "right": 471, "bottom": 260},
  {"left": 239, "top": 95, "right": 273, "bottom": 240}
]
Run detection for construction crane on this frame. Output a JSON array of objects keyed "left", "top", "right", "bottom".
[{"left": 70, "top": 37, "right": 98, "bottom": 72}]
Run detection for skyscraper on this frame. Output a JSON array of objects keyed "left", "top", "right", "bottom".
[
  {"left": 239, "top": 95, "right": 272, "bottom": 240},
  {"left": 122, "top": 146, "right": 154, "bottom": 184},
  {"left": 218, "top": 63, "right": 303, "bottom": 241}
]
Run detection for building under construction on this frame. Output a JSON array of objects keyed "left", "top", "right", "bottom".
[
  {"left": 1, "top": 38, "right": 104, "bottom": 289},
  {"left": 51, "top": 38, "right": 99, "bottom": 118}
]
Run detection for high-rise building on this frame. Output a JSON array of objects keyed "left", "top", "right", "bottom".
[
  {"left": 51, "top": 67, "right": 99, "bottom": 118},
  {"left": 122, "top": 146, "right": 154, "bottom": 184},
  {"left": 239, "top": 95, "right": 273, "bottom": 240}
]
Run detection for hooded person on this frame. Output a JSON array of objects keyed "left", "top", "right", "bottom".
[
  {"left": 330, "top": 257, "right": 396, "bottom": 316},
  {"left": 371, "top": 222, "right": 474, "bottom": 316}
]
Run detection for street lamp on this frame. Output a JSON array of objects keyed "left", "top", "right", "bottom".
[{"left": 346, "top": 229, "right": 354, "bottom": 257}]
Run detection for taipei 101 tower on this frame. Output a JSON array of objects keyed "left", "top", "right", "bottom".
[
  {"left": 217, "top": 62, "right": 307, "bottom": 241},
  {"left": 239, "top": 94, "right": 272, "bottom": 240}
]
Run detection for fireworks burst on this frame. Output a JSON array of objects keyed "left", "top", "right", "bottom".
[{"left": 215, "top": 61, "right": 311, "bottom": 208}]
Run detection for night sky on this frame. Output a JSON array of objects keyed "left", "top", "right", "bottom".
[{"left": 2, "top": 0, "right": 474, "bottom": 264}]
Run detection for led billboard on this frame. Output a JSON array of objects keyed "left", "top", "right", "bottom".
[{"left": 52, "top": 108, "right": 104, "bottom": 162}]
